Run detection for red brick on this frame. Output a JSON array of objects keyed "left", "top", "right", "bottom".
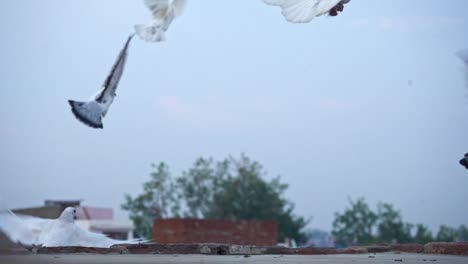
[
  {"left": 389, "top": 244, "right": 424, "bottom": 253},
  {"left": 153, "top": 219, "right": 277, "bottom": 246},
  {"left": 424, "top": 242, "right": 468, "bottom": 256}
]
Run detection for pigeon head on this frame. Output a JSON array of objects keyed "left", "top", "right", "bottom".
[{"left": 59, "top": 207, "right": 77, "bottom": 223}]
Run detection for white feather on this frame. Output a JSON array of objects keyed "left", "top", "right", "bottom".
[
  {"left": 135, "top": 0, "right": 187, "bottom": 42},
  {"left": 263, "top": 0, "right": 347, "bottom": 23},
  {"left": 0, "top": 207, "right": 142, "bottom": 248}
]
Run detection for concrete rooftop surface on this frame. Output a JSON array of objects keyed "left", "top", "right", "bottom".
[{"left": 1, "top": 253, "right": 468, "bottom": 264}]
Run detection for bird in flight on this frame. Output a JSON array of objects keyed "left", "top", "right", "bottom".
[
  {"left": 263, "top": 0, "right": 351, "bottom": 23},
  {"left": 135, "top": 0, "right": 187, "bottom": 42},
  {"left": 68, "top": 34, "right": 134, "bottom": 129}
]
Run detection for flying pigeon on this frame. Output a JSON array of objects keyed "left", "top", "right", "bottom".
[
  {"left": 459, "top": 153, "right": 468, "bottom": 170},
  {"left": 68, "top": 34, "right": 134, "bottom": 129},
  {"left": 0, "top": 206, "right": 143, "bottom": 248},
  {"left": 263, "top": 0, "right": 351, "bottom": 23},
  {"left": 135, "top": 0, "right": 187, "bottom": 42}
]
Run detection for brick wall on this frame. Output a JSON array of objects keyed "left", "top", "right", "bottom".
[{"left": 153, "top": 219, "right": 278, "bottom": 246}]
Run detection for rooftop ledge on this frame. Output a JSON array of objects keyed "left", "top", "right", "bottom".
[{"left": 11, "top": 242, "right": 465, "bottom": 256}]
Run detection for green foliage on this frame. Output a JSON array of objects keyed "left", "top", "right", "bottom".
[
  {"left": 457, "top": 225, "right": 468, "bottom": 242},
  {"left": 413, "top": 224, "right": 434, "bottom": 244},
  {"left": 121, "top": 163, "right": 180, "bottom": 239},
  {"left": 332, "top": 199, "right": 467, "bottom": 247},
  {"left": 376, "top": 203, "right": 413, "bottom": 243},
  {"left": 332, "top": 198, "right": 378, "bottom": 247},
  {"left": 122, "top": 155, "right": 308, "bottom": 242},
  {"left": 436, "top": 225, "right": 458, "bottom": 242}
]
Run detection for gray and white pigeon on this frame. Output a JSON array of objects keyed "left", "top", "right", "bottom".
[
  {"left": 68, "top": 34, "right": 134, "bottom": 129},
  {"left": 263, "top": 0, "right": 351, "bottom": 23},
  {"left": 135, "top": 0, "right": 187, "bottom": 42},
  {"left": 0, "top": 207, "right": 143, "bottom": 248}
]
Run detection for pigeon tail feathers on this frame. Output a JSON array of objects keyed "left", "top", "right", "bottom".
[
  {"left": 134, "top": 24, "right": 166, "bottom": 42},
  {"left": 68, "top": 100, "right": 104, "bottom": 129}
]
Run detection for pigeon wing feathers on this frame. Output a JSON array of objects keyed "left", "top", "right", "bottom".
[
  {"left": 0, "top": 210, "right": 53, "bottom": 246},
  {"left": 96, "top": 34, "right": 134, "bottom": 103},
  {"left": 43, "top": 223, "right": 143, "bottom": 248},
  {"left": 145, "top": 0, "right": 170, "bottom": 20},
  {"left": 281, "top": 0, "right": 342, "bottom": 23},
  {"left": 171, "top": 0, "right": 187, "bottom": 17},
  {"left": 263, "top": 0, "right": 288, "bottom": 6}
]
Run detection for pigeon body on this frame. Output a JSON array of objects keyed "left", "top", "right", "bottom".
[
  {"left": 68, "top": 34, "right": 134, "bottom": 129},
  {"left": 135, "top": 0, "right": 186, "bottom": 42},
  {"left": 0, "top": 207, "right": 141, "bottom": 248},
  {"left": 263, "top": 0, "right": 350, "bottom": 23}
]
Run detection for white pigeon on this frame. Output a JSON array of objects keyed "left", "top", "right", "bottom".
[
  {"left": 135, "top": 0, "right": 187, "bottom": 42},
  {"left": 0, "top": 207, "right": 142, "bottom": 248},
  {"left": 263, "top": 0, "right": 351, "bottom": 23},
  {"left": 68, "top": 34, "right": 134, "bottom": 129}
]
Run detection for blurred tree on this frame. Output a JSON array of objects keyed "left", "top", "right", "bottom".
[
  {"left": 376, "top": 203, "right": 413, "bottom": 243},
  {"left": 176, "top": 157, "right": 229, "bottom": 218},
  {"left": 436, "top": 225, "right": 458, "bottom": 242},
  {"left": 457, "top": 225, "right": 468, "bottom": 242},
  {"left": 332, "top": 198, "right": 378, "bottom": 247},
  {"left": 121, "top": 163, "right": 180, "bottom": 239},
  {"left": 122, "top": 155, "right": 308, "bottom": 243},
  {"left": 179, "top": 155, "right": 308, "bottom": 243},
  {"left": 413, "top": 224, "right": 434, "bottom": 244}
]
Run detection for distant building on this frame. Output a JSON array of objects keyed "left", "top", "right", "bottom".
[{"left": 12, "top": 200, "right": 134, "bottom": 240}]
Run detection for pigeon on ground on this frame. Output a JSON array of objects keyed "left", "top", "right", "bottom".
[
  {"left": 135, "top": 0, "right": 187, "bottom": 42},
  {"left": 0, "top": 206, "right": 142, "bottom": 248},
  {"left": 68, "top": 34, "right": 134, "bottom": 129},
  {"left": 263, "top": 0, "right": 351, "bottom": 23},
  {"left": 459, "top": 153, "right": 468, "bottom": 170}
]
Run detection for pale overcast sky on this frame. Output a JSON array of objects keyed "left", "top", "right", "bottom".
[{"left": 0, "top": 0, "right": 467, "bottom": 232}]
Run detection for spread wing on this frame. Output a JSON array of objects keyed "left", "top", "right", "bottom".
[
  {"left": 95, "top": 34, "right": 134, "bottom": 104},
  {"left": 171, "top": 0, "right": 187, "bottom": 17},
  {"left": 264, "top": 0, "right": 344, "bottom": 23},
  {"left": 145, "top": 0, "right": 170, "bottom": 20},
  {"left": 263, "top": 0, "right": 287, "bottom": 6},
  {"left": 0, "top": 209, "right": 53, "bottom": 246},
  {"left": 42, "top": 223, "right": 146, "bottom": 248}
]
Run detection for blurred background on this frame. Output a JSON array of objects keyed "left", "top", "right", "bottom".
[{"left": 0, "top": 0, "right": 467, "bottom": 247}]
